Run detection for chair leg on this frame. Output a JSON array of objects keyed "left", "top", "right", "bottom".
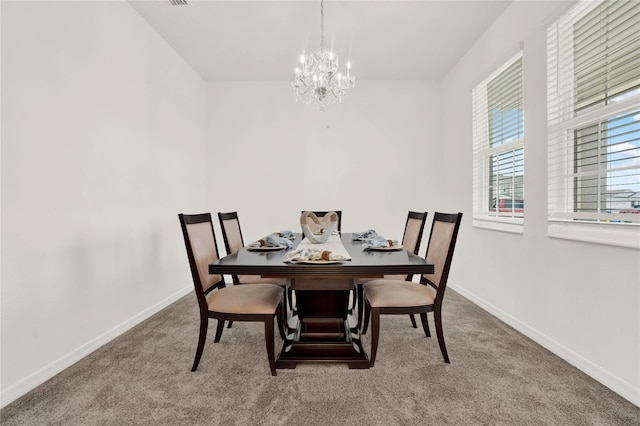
[
  {"left": 420, "top": 313, "right": 431, "bottom": 337},
  {"left": 362, "top": 299, "right": 371, "bottom": 334},
  {"left": 282, "top": 287, "right": 289, "bottom": 315},
  {"left": 227, "top": 321, "right": 233, "bottom": 328},
  {"left": 370, "top": 308, "right": 380, "bottom": 367},
  {"left": 409, "top": 314, "right": 417, "bottom": 328},
  {"left": 287, "top": 287, "right": 293, "bottom": 310},
  {"left": 277, "top": 302, "right": 286, "bottom": 339},
  {"left": 434, "top": 308, "right": 450, "bottom": 363},
  {"left": 214, "top": 319, "right": 225, "bottom": 343},
  {"left": 356, "top": 283, "right": 364, "bottom": 328},
  {"left": 191, "top": 316, "right": 208, "bottom": 372},
  {"left": 264, "top": 317, "right": 277, "bottom": 376}
]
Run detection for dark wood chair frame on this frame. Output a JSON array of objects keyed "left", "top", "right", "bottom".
[
  {"left": 179, "top": 213, "right": 285, "bottom": 376},
  {"left": 362, "top": 212, "right": 462, "bottom": 366},
  {"left": 217, "top": 211, "right": 246, "bottom": 286},
  {"left": 355, "top": 211, "right": 428, "bottom": 329}
]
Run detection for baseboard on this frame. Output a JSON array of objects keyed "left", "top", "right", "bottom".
[
  {"left": 0, "top": 286, "right": 192, "bottom": 409},
  {"left": 448, "top": 281, "right": 640, "bottom": 408}
]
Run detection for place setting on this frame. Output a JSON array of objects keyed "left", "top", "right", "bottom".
[
  {"left": 283, "top": 248, "right": 351, "bottom": 264},
  {"left": 353, "top": 229, "right": 403, "bottom": 251},
  {"left": 246, "top": 230, "right": 295, "bottom": 251},
  {"left": 284, "top": 211, "right": 353, "bottom": 263}
]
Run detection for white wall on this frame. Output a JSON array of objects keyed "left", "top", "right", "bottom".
[
  {"left": 3, "top": 0, "right": 637, "bottom": 410},
  {"left": 1, "top": 1, "right": 206, "bottom": 405},
  {"left": 442, "top": 1, "right": 639, "bottom": 405},
  {"left": 205, "top": 80, "right": 443, "bottom": 246}
]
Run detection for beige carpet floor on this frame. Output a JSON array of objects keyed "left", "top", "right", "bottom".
[{"left": 2, "top": 289, "right": 639, "bottom": 425}]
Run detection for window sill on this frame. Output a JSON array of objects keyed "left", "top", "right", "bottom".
[
  {"left": 547, "top": 221, "right": 640, "bottom": 249},
  {"left": 473, "top": 217, "right": 524, "bottom": 234}
]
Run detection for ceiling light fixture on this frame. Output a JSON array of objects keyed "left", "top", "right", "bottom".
[{"left": 291, "top": 0, "right": 355, "bottom": 110}]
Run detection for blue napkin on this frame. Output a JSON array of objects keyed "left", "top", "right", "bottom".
[
  {"left": 352, "top": 230, "right": 378, "bottom": 241},
  {"left": 362, "top": 235, "right": 398, "bottom": 249},
  {"left": 276, "top": 230, "right": 295, "bottom": 240},
  {"left": 266, "top": 233, "right": 294, "bottom": 249},
  {"left": 248, "top": 230, "right": 295, "bottom": 249}
]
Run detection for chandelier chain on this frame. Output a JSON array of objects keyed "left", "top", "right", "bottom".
[{"left": 320, "top": 0, "right": 324, "bottom": 51}]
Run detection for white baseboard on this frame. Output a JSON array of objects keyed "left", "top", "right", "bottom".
[
  {"left": 0, "top": 286, "right": 192, "bottom": 409},
  {"left": 448, "top": 281, "right": 640, "bottom": 408}
]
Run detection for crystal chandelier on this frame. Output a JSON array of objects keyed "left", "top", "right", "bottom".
[{"left": 291, "top": 0, "right": 355, "bottom": 110}]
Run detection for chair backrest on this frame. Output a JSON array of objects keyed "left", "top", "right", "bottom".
[
  {"left": 218, "top": 211, "right": 245, "bottom": 255},
  {"left": 402, "top": 211, "right": 428, "bottom": 255},
  {"left": 178, "top": 213, "right": 225, "bottom": 305},
  {"left": 300, "top": 210, "right": 342, "bottom": 233},
  {"left": 420, "top": 212, "right": 463, "bottom": 299}
]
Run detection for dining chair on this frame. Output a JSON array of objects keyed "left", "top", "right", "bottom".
[
  {"left": 178, "top": 213, "right": 285, "bottom": 375},
  {"left": 300, "top": 210, "right": 343, "bottom": 233},
  {"left": 362, "top": 212, "right": 463, "bottom": 366},
  {"left": 217, "top": 212, "right": 289, "bottom": 287},
  {"left": 354, "top": 211, "right": 428, "bottom": 328},
  {"left": 217, "top": 212, "right": 291, "bottom": 306}
]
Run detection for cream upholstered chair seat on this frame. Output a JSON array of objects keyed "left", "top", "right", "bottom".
[
  {"left": 207, "top": 284, "right": 284, "bottom": 314},
  {"left": 363, "top": 280, "right": 436, "bottom": 308}
]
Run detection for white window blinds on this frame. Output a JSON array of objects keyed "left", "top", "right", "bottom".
[
  {"left": 473, "top": 51, "right": 524, "bottom": 228},
  {"left": 547, "top": 0, "right": 640, "bottom": 230}
]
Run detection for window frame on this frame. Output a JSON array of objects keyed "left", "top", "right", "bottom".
[
  {"left": 472, "top": 50, "right": 525, "bottom": 234},
  {"left": 547, "top": 0, "right": 640, "bottom": 249}
]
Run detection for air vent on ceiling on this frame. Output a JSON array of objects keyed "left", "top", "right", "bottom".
[{"left": 170, "top": 0, "right": 188, "bottom": 5}]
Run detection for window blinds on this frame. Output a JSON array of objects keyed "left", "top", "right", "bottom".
[
  {"left": 547, "top": 0, "right": 640, "bottom": 225},
  {"left": 573, "top": 1, "right": 640, "bottom": 114},
  {"left": 473, "top": 52, "right": 524, "bottom": 221}
]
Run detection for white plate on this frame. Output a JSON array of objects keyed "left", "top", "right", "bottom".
[
  {"left": 366, "top": 245, "right": 404, "bottom": 251},
  {"left": 246, "top": 245, "right": 286, "bottom": 252}
]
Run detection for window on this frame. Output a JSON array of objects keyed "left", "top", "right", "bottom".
[
  {"left": 472, "top": 51, "right": 524, "bottom": 233},
  {"left": 547, "top": 0, "right": 640, "bottom": 248}
]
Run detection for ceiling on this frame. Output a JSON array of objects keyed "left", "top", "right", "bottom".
[{"left": 129, "top": 0, "right": 511, "bottom": 81}]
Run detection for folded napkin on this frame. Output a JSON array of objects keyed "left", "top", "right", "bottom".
[
  {"left": 248, "top": 230, "right": 295, "bottom": 249},
  {"left": 284, "top": 248, "right": 349, "bottom": 263},
  {"left": 276, "top": 230, "right": 295, "bottom": 240},
  {"left": 314, "top": 228, "right": 340, "bottom": 236},
  {"left": 352, "top": 230, "right": 378, "bottom": 241},
  {"left": 361, "top": 235, "right": 398, "bottom": 249}
]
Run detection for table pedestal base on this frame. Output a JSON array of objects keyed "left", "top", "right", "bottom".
[
  {"left": 276, "top": 317, "right": 370, "bottom": 369},
  {"left": 276, "top": 281, "right": 370, "bottom": 369}
]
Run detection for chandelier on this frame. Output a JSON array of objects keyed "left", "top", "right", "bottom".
[{"left": 291, "top": 0, "right": 355, "bottom": 110}]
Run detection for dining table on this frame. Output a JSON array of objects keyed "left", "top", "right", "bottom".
[{"left": 209, "top": 232, "right": 434, "bottom": 369}]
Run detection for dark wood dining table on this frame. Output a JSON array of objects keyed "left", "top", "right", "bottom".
[{"left": 209, "top": 232, "right": 434, "bottom": 369}]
